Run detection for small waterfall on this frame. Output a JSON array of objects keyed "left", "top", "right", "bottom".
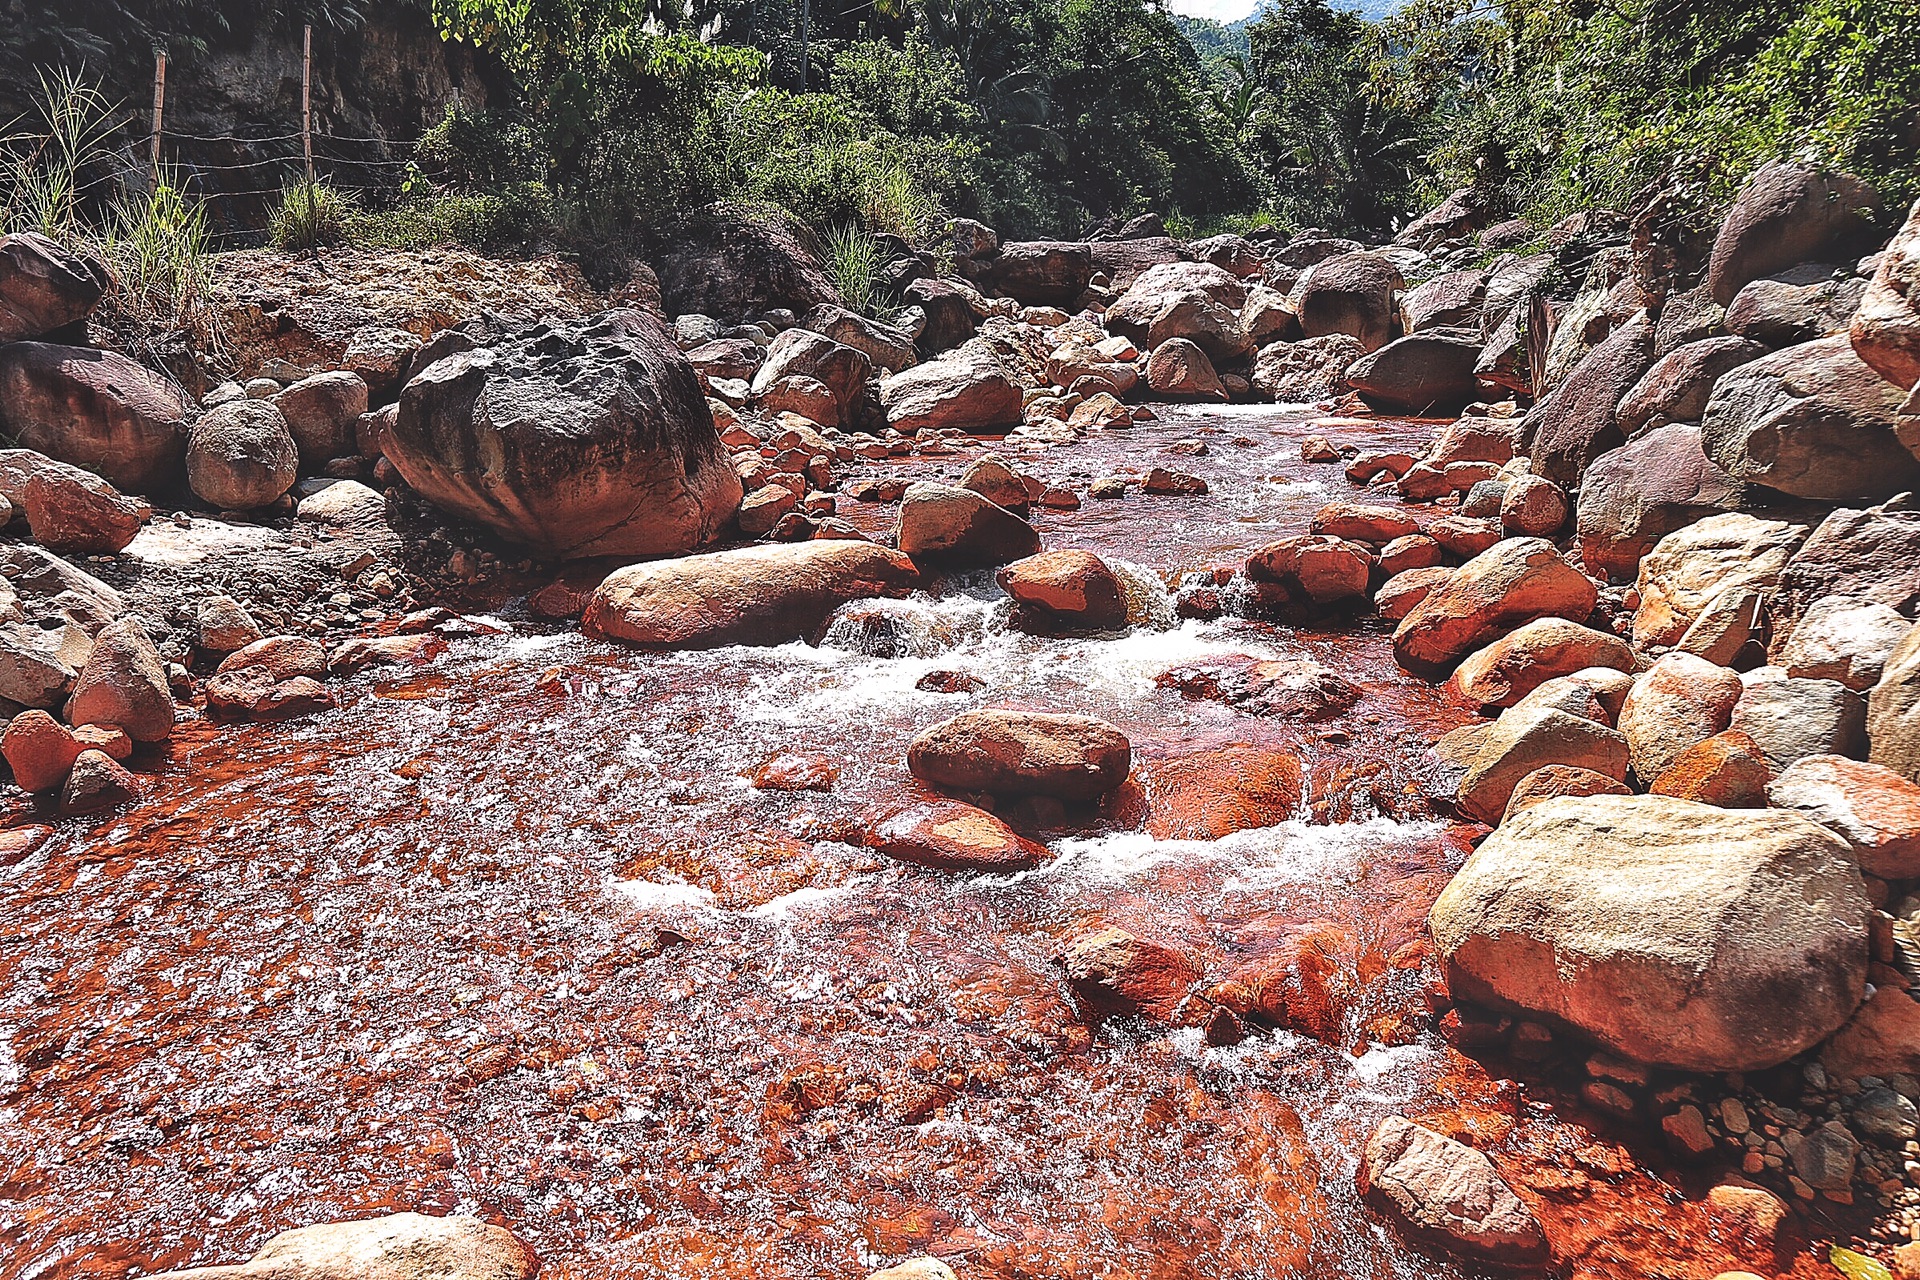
[
  {"left": 1107, "top": 558, "right": 1177, "bottom": 630},
  {"left": 819, "top": 597, "right": 973, "bottom": 658}
]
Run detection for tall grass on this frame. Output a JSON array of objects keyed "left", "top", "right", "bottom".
[
  {"left": 269, "top": 179, "right": 355, "bottom": 251},
  {"left": 1, "top": 69, "right": 119, "bottom": 242},
  {"left": 825, "top": 223, "right": 885, "bottom": 316}
]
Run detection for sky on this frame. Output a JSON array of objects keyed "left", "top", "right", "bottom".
[{"left": 1166, "top": 0, "right": 1261, "bottom": 21}]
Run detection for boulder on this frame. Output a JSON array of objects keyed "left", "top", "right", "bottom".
[
  {"left": 1706, "top": 162, "right": 1881, "bottom": 304},
  {"left": 1358, "top": 1116, "right": 1548, "bottom": 1268},
  {"left": 0, "top": 342, "right": 188, "bottom": 490},
  {"left": 1310, "top": 502, "right": 1420, "bottom": 545},
  {"left": 801, "top": 303, "right": 917, "bottom": 372},
  {"left": 1088, "top": 237, "right": 1191, "bottom": 290},
  {"left": 1852, "top": 196, "right": 1920, "bottom": 388},
  {"left": 1402, "top": 270, "right": 1487, "bottom": 334},
  {"left": 60, "top": 747, "right": 138, "bottom": 815},
  {"left": 1396, "top": 187, "right": 1486, "bottom": 250},
  {"left": 1393, "top": 538, "right": 1599, "bottom": 675},
  {"left": 1870, "top": 623, "right": 1920, "bottom": 780},
  {"left": 186, "top": 399, "right": 299, "bottom": 510},
  {"left": 1730, "top": 676, "right": 1866, "bottom": 772},
  {"left": 1344, "top": 329, "right": 1483, "bottom": 415},
  {"left": 582, "top": 540, "right": 919, "bottom": 648},
  {"left": 1378, "top": 533, "right": 1443, "bottom": 576},
  {"left": 750, "top": 328, "right": 872, "bottom": 429},
  {"left": 0, "top": 231, "right": 108, "bottom": 342},
  {"left": 1701, "top": 336, "right": 1918, "bottom": 501},
  {"left": 1430, "top": 793, "right": 1869, "bottom": 1070},
  {"left": 1245, "top": 535, "right": 1373, "bottom": 608},
  {"left": 218, "top": 635, "right": 328, "bottom": 681},
  {"left": 880, "top": 344, "right": 1022, "bottom": 434},
  {"left": 1426, "top": 515, "right": 1503, "bottom": 559},
  {"left": 1725, "top": 271, "right": 1864, "bottom": 347},
  {"left": 1192, "top": 233, "right": 1262, "bottom": 277},
  {"left": 272, "top": 371, "right": 369, "bottom": 465},
  {"left": 654, "top": 205, "right": 842, "bottom": 320},
  {"left": 1769, "top": 755, "right": 1920, "bottom": 878},
  {"left": 2, "top": 710, "right": 82, "bottom": 792},
  {"left": 906, "top": 709, "right": 1131, "bottom": 802},
  {"left": 1631, "top": 512, "right": 1809, "bottom": 648},
  {"left": 1576, "top": 424, "right": 1746, "bottom": 580},
  {"left": 1770, "top": 497, "right": 1920, "bottom": 653},
  {"left": 1145, "top": 338, "right": 1225, "bottom": 401},
  {"left": 1240, "top": 286, "right": 1299, "bottom": 346},
  {"left": 1503, "top": 764, "right": 1631, "bottom": 820},
  {"left": 997, "top": 550, "right": 1128, "bottom": 631},
  {"left": 296, "top": 479, "right": 385, "bottom": 530},
  {"left": 1616, "top": 337, "right": 1770, "bottom": 436},
  {"left": 895, "top": 483, "right": 1040, "bottom": 565},
  {"left": 968, "top": 240, "right": 1092, "bottom": 307},
  {"left": 1059, "top": 927, "right": 1200, "bottom": 1022},
  {"left": 0, "top": 622, "right": 85, "bottom": 709},
  {"left": 1499, "top": 474, "right": 1568, "bottom": 538},
  {"left": 1376, "top": 565, "right": 1454, "bottom": 622},
  {"left": 1673, "top": 587, "right": 1766, "bottom": 665},
  {"left": 1779, "top": 597, "right": 1911, "bottom": 690},
  {"left": 1447, "top": 618, "right": 1634, "bottom": 711},
  {"left": 1456, "top": 705, "right": 1631, "bottom": 824},
  {"left": 901, "top": 278, "right": 983, "bottom": 354},
  {"left": 22, "top": 466, "right": 147, "bottom": 554},
  {"left": 1618, "top": 652, "right": 1745, "bottom": 783},
  {"left": 1250, "top": 335, "right": 1367, "bottom": 402},
  {"left": 1512, "top": 667, "right": 1636, "bottom": 725},
  {"left": 1822, "top": 987, "right": 1920, "bottom": 1082},
  {"left": 1292, "top": 253, "right": 1403, "bottom": 351},
  {"left": 1155, "top": 654, "right": 1360, "bottom": 720},
  {"left": 1519, "top": 310, "right": 1657, "bottom": 487},
  {"left": 684, "top": 336, "right": 765, "bottom": 383},
  {"left": 140, "top": 1212, "right": 536, "bottom": 1280},
  {"left": 389, "top": 309, "right": 741, "bottom": 559},
  {"left": 65, "top": 617, "right": 174, "bottom": 742},
  {"left": 1648, "top": 730, "right": 1772, "bottom": 807},
  {"left": 958, "top": 455, "right": 1030, "bottom": 512}
]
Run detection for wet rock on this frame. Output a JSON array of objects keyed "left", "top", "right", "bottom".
[
  {"left": 959, "top": 455, "right": 1030, "bottom": 512},
  {"left": 1770, "top": 498, "right": 1920, "bottom": 653},
  {"left": 1447, "top": 618, "right": 1634, "bottom": 711},
  {"left": 218, "top": 635, "right": 327, "bottom": 681},
  {"left": 585, "top": 540, "right": 919, "bottom": 649},
  {"left": 59, "top": 747, "right": 138, "bottom": 815},
  {"left": 896, "top": 483, "right": 1040, "bottom": 566},
  {"left": 1137, "top": 746, "right": 1304, "bottom": 839},
  {"left": 328, "top": 634, "right": 449, "bottom": 676},
  {"left": 1502, "top": 764, "right": 1632, "bottom": 820},
  {"left": 997, "top": 550, "right": 1128, "bottom": 631},
  {"left": 1393, "top": 537, "right": 1599, "bottom": 676},
  {"left": 141, "top": 1211, "right": 537, "bottom": 1280},
  {"left": 1852, "top": 196, "right": 1920, "bottom": 388},
  {"left": 1702, "top": 336, "right": 1918, "bottom": 502},
  {"left": 2, "top": 710, "right": 82, "bottom": 792},
  {"left": 1310, "top": 502, "right": 1419, "bottom": 545},
  {"left": 861, "top": 797, "right": 1049, "bottom": 872},
  {"left": 880, "top": 344, "right": 1023, "bottom": 434},
  {"left": 1251, "top": 334, "right": 1366, "bottom": 401},
  {"left": 1616, "top": 337, "right": 1769, "bottom": 436},
  {"left": 20, "top": 463, "right": 147, "bottom": 555},
  {"left": 1456, "top": 705, "right": 1630, "bottom": 824},
  {"left": 1345, "top": 329, "right": 1483, "bottom": 415},
  {"left": 0, "top": 343, "right": 188, "bottom": 491},
  {"left": 1631, "top": 512, "right": 1809, "bottom": 648},
  {"left": 745, "top": 752, "right": 839, "bottom": 792},
  {"left": 1769, "top": 755, "right": 1920, "bottom": 878},
  {"left": 390, "top": 310, "right": 742, "bottom": 558},
  {"left": 1779, "top": 598, "right": 1911, "bottom": 690},
  {"left": 272, "top": 371, "right": 369, "bottom": 466},
  {"left": 906, "top": 709, "right": 1131, "bottom": 803},
  {"left": 1058, "top": 927, "right": 1200, "bottom": 1022},
  {"left": 67, "top": 618, "right": 174, "bottom": 742},
  {"left": 1706, "top": 162, "right": 1881, "bottom": 304},
  {"left": 1145, "top": 338, "right": 1226, "bottom": 401},
  {"left": 1520, "top": 310, "right": 1657, "bottom": 487},
  {"left": 869, "top": 1260, "right": 957, "bottom": 1280},
  {"left": 0, "top": 231, "right": 108, "bottom": 342},
  {"left": 1358, "top": 1115, "right": 1549, "bottom": 1267},
  {"left": 1566, "top": 426, "right": 1751, "bottom": 579},
  {"left": 187, "top": 399, "right": 300, "bottom": 510},
  {"left": 1376, "top": 566, "right": 1455, "bottom": 622},
  {"left": 1244, "top": 535, "right": 1372, "bottom": 608},
  {"left": 206, "top": 665, "right": 335, "bottom": 721},
  {"left": 1498, "top": 474, "right": 1568, "bottom": 538},
  {"left": 1618, "top": 652, "right": 1745, "bottom": 783},
  {"left": 1143, "top": 467, "right": 1207, "bottom": 495},
  {"left": 916, "top": 669, "right": 986, "bottom": 695},
  {"left": 1156, "top": 654, "right": 1360, "bottom": 720},
  {"left": 1293, "top": 253, "right": 1403, "bottom": 352},
  {"left": 1730, "top": 676, "right": 1866, "bottom": 772},
  {"left": 1648, "top": 730, "right": 1772, "bottom": 807},
  {"left": 1430, "top": 793, "right": 1869, "bottom": 1071}
]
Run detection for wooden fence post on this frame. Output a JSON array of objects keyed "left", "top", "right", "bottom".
[
  {"left": 302, "top": 24, "right": 317, "bottom": 255},
  {"left": 150, "top": 51, "right": 166, "bottom": 193}
]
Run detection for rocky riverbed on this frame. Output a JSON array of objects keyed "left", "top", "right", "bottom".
[{"left": 3, "top": 165, "right": 1920, "bottom": 1280}]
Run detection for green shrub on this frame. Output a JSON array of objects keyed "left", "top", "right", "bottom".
[
  {"left": 824, "top": 223, "right": 885, "bottom": 316},
  {"left": 345, "top": 184, "right": 557, "bottom": 253},
  {"left": 269, "top": 180, "right": 355, "bottom": 250}
]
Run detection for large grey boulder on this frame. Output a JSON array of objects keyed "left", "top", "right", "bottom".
[
  {"left": 389, "top": 309, "right": 741, "bottom": 559},
  {"left": 1344, "top": 329, "right": 1483, "bottom": 415},
  {"left": 187, "top": 399, "right": 299, "bottom": 510},
  {"left": 1615, "top": 337, "right": 1768, "bottom": 436},
  {"left": 967, "top": 240, "right": 1093, "bottom": 307},
  {"left": 1731, "top": 675, "right": 1868, "bottom": 772},
  {"left": 1575, "top": 424, "right": 1744, "bottom": 580},
  {"left": 1701, "top": 336, "right": 1918, "bottom": 502},
  {"left": 750, "top": 327, "right": 872, "bottom": 429},
  {"left": 1770, "top": 496, "right": 1920, "bottom": 653},
  {"left": 1852, "top": 196, "right": 1920, "bottom": 389},
  {"left": 1292, "top": 252, "right": 1403, "bottom": 352},
  {"left": 141, "top": 1212, "right": 536, "bottom": 1280},
  {"left": 879, "top": 343, "right": 1022, "bottom": 434},
  {"left": 1519, "top": 310, "right": 1657, "bottom": 487},
  {"left": 1430, "top": 794, "right": 1869, "bottom": 1071},
  {"left": 1705, "top": 162, "right": 1881, "bottom": 304},
  {"left": 654, "top": 204, "right": 842, "bottom": 320}
]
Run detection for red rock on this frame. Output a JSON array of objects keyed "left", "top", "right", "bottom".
[
  {"left": 1345, "top": 450, "right": 1415, "bottom": 483},
  {"left": 1426, "top": 515, "right": 1504, "bottom": 558},
  {"left": 997, "top": 550, "right": 1129, "bottom": 631},
  {"left": 1768, "top": 754, "right": 1920, "bottom": 878},
  {"left": 1310, "top": 502, "right": 1420, "bottom": 545},
  {"left": 1447, "top": 617, "right": 1635, "bottom": 710},
  {"left": 256, "top": 676, "right": 336, "bottom": 719},
  {"left": 1245, "top": 535, "right": 1372, "bottom": 606},
  {"left": 1143, "top": 467, "right": 1208, "bottom": 495},
  {"left": 1502, "top": 764, "right": 1632, "bottom": 821},
  {"left": 1498, "top": 474, "right": 1568, "bottom": 538},
  {"left": 328, "top": 633, "right": 449, "bottom": 676},
  {"left": 2, "top": 709, "right": 81, "bottom": 792},
  {"left": 1852, "top": 196, "right": 1920, "bottom": 388},
  {"left": 861, "top": 798, "right": 1050, "bottom": 872},
  {"left": 1138, "top": 747, "right": 1303, "bottom": 839},
  {"left": 737, "top": 483, "right": 800, "bottom": 536},
  {"left": 67, "top": 617, "right": 175, "bottom": 742},
  {"left": 71, "top": 723, "right": 132, "bottom": 761},
  {"left": 219, "top": 635, "right": 327, "bottom": 681},
  {"left": 1821, "top": 985, "right": 1920, "bottom": 1081},
  {"left": 907, "top": 709, "right": 1131, "bottom": 803},
  {"left": 59, "top": 747, "right": 139, "bottom": 815},
  {"left": 1144, "top": 338, "right": 1225, "bottom": 400},
  {"left": 1358, "top": 1116, "right": 1550, "bottom": 1267},
  {"left": 1375, "top": 566, "right": 1455, "bottom": 622},
  {"left": 22, "top": 467, "right": 148, "bottom": 554},
  {"left": 1058, "top": 927, "right": 1200, "bottom": 1022},
  {"left": 915, "top": 669, "right": 985, "bottom": 694},
  {"left": 1213, "top": 922, "right": 1350, "bottom": 1043},
  {"left": 1377, "top": 534, "right": 1443, "bottom": 576},
  {"left": 746, "top": 752, "right": 839, "bottom": 791},
  {"left": 1392, "top": 538, "right": 1599, "bottom": 675},
  {"left": 1155, "top": 654, "right": 1360, "bottom": 720},
  {"left": 1649, "top": 730, "right": 1772, "bottom": 808},
  {"left": 1617, "top": 651, "right": 1745, "bottom": 782}
]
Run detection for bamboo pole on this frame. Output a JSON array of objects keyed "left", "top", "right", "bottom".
[{"left": 150, "top": 51, "right": 167, "bottom": 193}]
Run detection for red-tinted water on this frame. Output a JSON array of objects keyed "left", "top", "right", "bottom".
[{"left": 0, "top": 408, "right": 1829, "bottom": 1280}]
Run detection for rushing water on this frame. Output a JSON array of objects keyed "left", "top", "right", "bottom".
[{"left": 0, "top": 407, "right": 1806, "bottom": 1280}]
